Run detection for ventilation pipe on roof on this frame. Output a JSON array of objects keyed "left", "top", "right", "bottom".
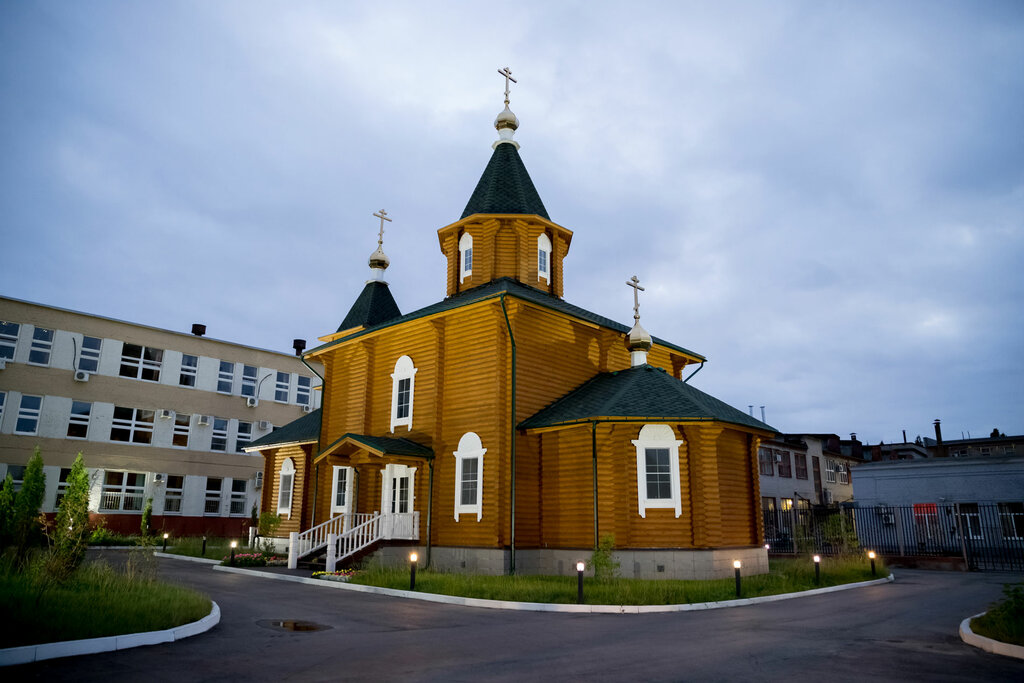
[
  {"left": 293, "top": 339, "right": 306, "bottom": 356},
  {"left": 934, "top": 419, "right": 943, "bottom": 446},
  {"left": 191, "top": 323, "right": 206, "bottom": 337}
]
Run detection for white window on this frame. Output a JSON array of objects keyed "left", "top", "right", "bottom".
[
  {"left": 55, "top": 467, "right": 73, "bottom": 508},
  {"left": 960, "top": 503, "right": 983, "bottom": 540},
  {"left": 164, "top": 475, "right": 184, "bottom": 514},
  {"left": 67, "top": 400, "right": 91, "bottom": 439},
  {"left": 78, "top": 336, "right": 102, "bottom": 373},
  {"left": 28, "top": 327, "right": 54, "bottom": 366},
  {"left": 382, "top": 463, "right": 415, "bottom": 514},
  {"left": 100, "top": 471, "right": 145, "bottom": 511},
  {"left": 632, "top": 424, "right": 684, "bottom": 518},
  {"left": 173, "top": 413, "right": 190, "bottom": 448},
  {"left": 389, "top": 355, "right": 417, "bottom": 432},
  {"left": 6, "top": 465, "right": 26, "bottom": 492},
  {"left": 277, "top": 458, "right": 295, "bottom": 515},
  {"left": 453, "top": 432, "right": 486, "bottom": 522},
  {"left": 275, "top": 371, "right": 290, "bottom": 403},
  {"left": 241, "top": 365, "right": 258, "bottom": 397},
  {"left": 537, "top": 233, "right": 552, "bottom": 282},
  {"left": 110, "top": 407, "right": 154, "bottom": 444},
  {"left": 235, "top": 421, "right": 252, "bottom": 452},
  {"left": 836, "top": 461, "right": 850, "bottom": 485},
  {"left": 119, "top": 343, "right": 163, "bottom": 382},
  {"left": 0, "top": 321, "right": 18, "bottom": 360},
  {"left": 229, "top": 479, "right": 247, "bottom": 515},
  {"left": 296, "top": 376, "right": 311, "bottom": 406},
  {"left": 179, "top": 354, "right": 198, "bottom": 387},
  {"left": 217, "top": 360, "right": 234, "bottom": 394},
  {"left": 459, "top": 232, "right": 473, "bottom": 283},
  {"left": 330, "top": 466, "right": 353, "bottom": 515},
  {"left": 16, "top": 394, "right": 43, "bottom": 435},
  {"left": 0, "top": 391, "right": 6, "bottom": 428},
  {"left": 999, "top": 502, "right": 1024, "bottom": 540},
  {"left": 204, "top": 477, "right": 223, "bottom": 515},
  {"left": 211, "top": 418, "right": 229, "bottom": 452},
  {"left": 825, "top": 459, "right": 837, "bottom": 484}
]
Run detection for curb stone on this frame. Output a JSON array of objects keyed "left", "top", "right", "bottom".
[{"left": 959, "top": 612, "right": 1024, "bottom": 660}]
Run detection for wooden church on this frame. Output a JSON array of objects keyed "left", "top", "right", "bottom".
[{"left": 250, "top": 72, "right": 776, "bottom": 579}]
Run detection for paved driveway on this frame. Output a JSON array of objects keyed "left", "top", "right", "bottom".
[{"left": 10, "top": 557, "right": 1024, "bottom": 681}]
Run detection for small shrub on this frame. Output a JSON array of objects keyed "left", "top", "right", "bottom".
[
  {"left": 12, "top": 449, "right": 46, "bottom": 560},
  {"left": 590, "top": 534, "right": 620, "bottom": 581},
  {"left": 140, "top": 498, "right": 153, "bottom": 537}
]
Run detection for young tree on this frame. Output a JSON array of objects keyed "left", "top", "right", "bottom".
[
  {"left": 13, "top": 448, "right": 46, "bottom": 559},
  {"left": 0, "top": 473, "right": 14, "bottom": 549},
  {"left": 140, "top": 497, "right": 153, "bottom": 537},
  {"left": 48, "top": 453, "right": 91, "bottom": 580}
]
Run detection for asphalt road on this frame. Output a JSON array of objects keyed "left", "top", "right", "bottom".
[{"left": 10, "top": 557, "right": 1023, "bottom": 682}]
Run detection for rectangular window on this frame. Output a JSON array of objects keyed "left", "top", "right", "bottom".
[
  {"left": 296, "top": 376, "right": 311, "bottom": 406},
  {"left": 538, "top": 248, "right": 548, "bottom": 277},
  {"left": 836, "top": 462, "right": 850, "bottom": 485},
  {"left": 16, "top": 394, "right": 43, "bottom": 435},
  {"left": 275, "top": 371, "right": 290, "bottom": 402},
  {"left": 204, "top": 477, "right": 222, "bottom": 515},
  {"left": 241, "top": 365, "right": 258, "bottom": 397},
  {"left": 100, "top": 471, "right": 145, "bottom": 511},
  {"left": 211, "top": 418, "right": 229, "bottom": 451},
  {"left": 780, "top": 498, "right": 794, "bottom": 511},
  {"left": 913, "top": 503, "right": 940, "bottom": 541},
  {"left": 28, "top": 327, "right": 54, "bottom": 366},
  {"left": 960, "top": 503, "right": 983, "bottom": 540},
  {"left": 460, "top": 457, "right": 479, "bottom": 506},
  {"left": 979, "top": 447, "right": 991, "bottom": 456},
  {"left": 333, "top": 467, "right": 349, "bottom": 510},
  {"left": 0, "top": 321, "right": 19, "bottom": 360},
  {"left": 217, "top": 360, "right": 234, "bottom": 394},
  {"left": 645, "top": 448, "right": 672, "bottom": 500},
  {"left": 758, "top": 447, "right": 774, "bottom": 476},
  {"left": 229, "top": 479, "right": 247, "bottom": 515},
  {"left": 1005, "top": 445, "right": 1016, "bottom": 455},
  {"left": 78, "top": 336, "right": 102, "bottom": 373},
  {"left": 179, "top": 354, "right": 198, "bottom": 387},
  {"left": 391, "top": 476, "right": 410, "bottom": 514},
  {"left": 110, "top": 407, "right": 154, "bottom": 444},
  {"left": 395, "top": 377, "right": 411, "bottom": 419},
  {"left": 0, "top": 391, "right": 6, "bottom": 426},
  {"left": 173, "top": 413, "right": 190, "bottom": 448},
  {"left": 794, "top": 452, "right": 808, "bottom": 480},
  {"left": 278, "top": 469, "right": 293, "bottom": 513},
  {"left": 777, "top": 450, "right": 792, "bottom": 478},
  {"left": 7, "top": 465, "right": 26, "bottom": 492},
  {"left": 464, "top": 247, "right": 473, "bottom": 273},
  {"left": 164, "top": 475, "right": 184, "bottom": 514},
  {"left": 235, "top": 421, "right": 252, "bottom": 452},
  {"left": 55, "top": 467, "right": 73, "bottom": 508},
  {"left": 119, "top": 343, "right": 163, "bottom": 382},
  {"left": 66, "top": 400, "right": 92, "bottom": 439},
  {"left": 825, "top": 459, "right": 837, "bottom": 484},
  {"left": 999, "top": 502, "right": 1024, "bottom": 540}
]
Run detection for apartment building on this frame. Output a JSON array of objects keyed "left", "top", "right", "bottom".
[{"left": 0, "top": 295, "right": 322, "bottom": 536}]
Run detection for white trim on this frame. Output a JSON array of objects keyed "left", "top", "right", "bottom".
[
  {"left": 537, "top": 233, "right": 552, "bottom": 282},
  {"left": 453, "top": 432, "right": 486, "bottom": 522},
  {"left": 459, "top": 232, "right": 473, "bottom": 283},
  {"left": 330, "top": 465, "right": 354, "bottom": 515},
  {"left": 632, "top": 424, "right": 684, "bottom": 518},
  {"left": 381, "top": 464, "right": 416, "bottom": 515},
  {"left": 389, "top": 355, "right": 417, "bottom": 433},
  {"left": 277, "top": 457, "right": 295, "bottom": 515}
]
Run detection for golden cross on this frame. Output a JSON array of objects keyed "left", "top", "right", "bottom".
[
  {"left": 498, "top": 66, "right": 517, "bottom": 107},
  {"left": 373, "top": 209, "right": 391, "bottom": 247},
  {"left": 626, "top": 275, "right": 645, "bottom": 323}
]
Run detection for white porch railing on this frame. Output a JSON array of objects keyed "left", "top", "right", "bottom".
[{"left": 288, "top": 511, "right": 420, "bottom": 569}]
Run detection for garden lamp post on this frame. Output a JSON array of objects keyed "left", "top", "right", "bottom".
[
  {"left": 576, "top": 561, "right": 585, "bottom": 604},
  {"left": 201, "top": 535, "right": 207, "bottom": 556},
  {"left": 230, "top": 540, "right": 238, "bottom": 566},
  {"left": 868, "top": 551, "right": 877, "bottom": 576},
  {"left": 409, "top": 552, "right": 418, "bottom": 590},
  {"left": 162, "top": 532, "right": 169, "bottom": 552},
  {"left": 733, "top": 560, "right": 742, "bottom": 597},
  {"left": 813, "top": 554, "right": 821, "bottom": 585}
]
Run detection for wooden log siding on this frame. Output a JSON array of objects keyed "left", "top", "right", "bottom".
[
  {"left": 265, "top": 445, "right": 312, "bottom": 536},
  {"left": 715, "top": 429, "right": 758, "bottom": 546}
]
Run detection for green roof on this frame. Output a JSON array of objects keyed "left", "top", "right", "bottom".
[
  {"left": 321, "top": 433, "right": 434, "bottom": 459},
  {"left": 518, "top": 364, "right": 776, "bottom": 433},
  {"left": 461, "top": 142, "right": 549, "bottom": 220},
  {"left": 338, "top": 281, "right": 402, "bottom": 332},
  {"left": 247, "top": 409, "right": 321, "bottom": 449},
  {"left": 309, "top": 277, "right": 705, "bottom": 361}
]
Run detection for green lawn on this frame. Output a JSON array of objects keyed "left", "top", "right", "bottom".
[
  {"left": 348, "top": 556, "right": 886, "bottom": 605},
  {"left": 971, "top": 583, "right": 1024, "bottom": 647}
]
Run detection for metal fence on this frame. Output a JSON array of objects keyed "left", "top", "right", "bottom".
[{"left": 762, "top": 504, "right": 1024, "bottom": 571}]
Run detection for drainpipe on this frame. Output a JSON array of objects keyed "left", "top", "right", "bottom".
[
  {"left": 499, "top": 294, "right": 517, "bottom": 574},
  {"left": 426, "top": 460, "right": 434, "bottom": 568},
  {"left": 683, "top": 361, "right": 704, "bottom": 384},
  {"left": 592, "top": 421, "right": 599, "bottom": 549},
  {"left": 298, "top": 357, "right": 325, "bottom": 528}
]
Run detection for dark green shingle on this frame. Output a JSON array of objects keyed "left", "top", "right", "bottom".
[
  {"left": 461, "top": 142, "right": 549, "bottom": 220},
  {"left": 338, "top": 281, "right": 402, "bottom": 333},
  {"left": 247, "top": 409, "right": 321, "bottom": 449},
  {"left": 323, "top": 433, "right": 434, "bottom": 459}
]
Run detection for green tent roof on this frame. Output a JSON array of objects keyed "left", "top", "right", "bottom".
[
  {"left": 461, "top": 142, "right": 549, "bottom": 220},
  {"left": 337, "top": 281, "right": 402, "bottom": 333},
  {"left": 519, "top": 364, "right": 776, "bottom": 433},
  {"left": 247, "top": 408, "right": 321, "bottom": 449},
  {"left": 328, "top": 433, "right": 434, "bottom": 459}
]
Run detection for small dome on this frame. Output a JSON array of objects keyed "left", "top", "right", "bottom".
[
  {"left": 369, "top": 246, "right": 390, "bottom": 270},
  {"left": 627, "top": 321, "right": 653, "bottom": 351},
  {"left": 494, "top": 105, "right": 519, "bottom": 132}
]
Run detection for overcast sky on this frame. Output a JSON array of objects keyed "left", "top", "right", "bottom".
[{"left": 2, "top": 1, "right": 1021, "bottom": 445}]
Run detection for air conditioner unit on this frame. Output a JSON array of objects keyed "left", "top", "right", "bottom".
[
  {"left": 158, "top": 409, "right": 174, "bottom": 420},
  {"left": 198, "top": 415, "right": 212, "bottom": 426},
  {"left": 254, "top": 472, "right": 263, "bottom": 489},
  {"left": 245, "top": 397, "right": 259, "bottom": 408},
  {"left": 823, "top": 489, "right": 834, "bottom": 504},
  {"left": 257, "top": 420, "right": 272, "bottom": 431},
  {"left": 73, "top": 370, "right": 90, "bottom": 382},
  {"left": 301, "top": 405, "right": 313, "bottom": 413},
  {"left": 774, "top": 453, "right": 782, "bottom": 463},
  {"left": 882, "top": 513, "right": 895, "bottom": 525},
  {"left": 0, "top": 359, "right": 6, "bottom": 370},
  {"left": 155, "top": 473, "right": 165, "bottom": 484}
]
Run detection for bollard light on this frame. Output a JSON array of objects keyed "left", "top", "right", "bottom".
[
  {"left": 409, "top": 552, "right": 418, "bottom": 591},
  {"left": 230, "top": 540, "right": 238, "bottom": 566},
  {"left": 162, "top": 532, "right": 169, "bottom": 552},
  {"left": 733, "top": 560, "right": 742, "bottom": 597},
  {"left": 201, "top": 535, "right": 207, "bottom": 556},
  {"left": 764, "top": 544, "right": 770, "bottom": 551},
  {"left": 813, "top": 554, "right": 821, "bottom": 585},
  {"left": 576, "top": 561, "right": 585, "bottom": 604},
  {"left": 868, "top": 550, "right": 877, "bottom": 576}
]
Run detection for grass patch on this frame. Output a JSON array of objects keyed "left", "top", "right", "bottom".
[
  {"left": 0, "top": 554, "right": 211, "bottom": 648},
  {"left": 349, "top": 555, "right": 886, "bottom": 605},
  {"left": 163, "top": 536, "right": 236, "bottom": 559},
  {"left": 971, "top": 583, "right": 1024, "bottom": 647}
]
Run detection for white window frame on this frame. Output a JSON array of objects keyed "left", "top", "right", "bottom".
[
  {"left": 330, "top": 465, "right": 354, "bottom": 515},
  {"left": 204, "top": 477, "right": 223, "bottom": 515},
  {"left": 381, "top": 463, "right": 416, "bottom": 515},
  {"left": 164, "top": 475, "right": 184, "bottom": 514},
  {"left": 235, "top": 421, "right": 252, "bottom": 452},
  {"left": 28, "top": 327, "right": 54, "bottom": 366},
  {"left": 296, "top": 376, "right": 312, "bottom": 406},
  {"left": 66, "top": 400, "right": 91, "bottom": 439},
  {"left": 389, "top": 355, "right": 417, "bottom": 432},
  {"left": 453, "top": 432, "right": 485, "bottom": 522},
  {"left": 119, "top": 343, "right": 163, "bottom": 382},
  {"left": 173, "top": 413, "right": 190, "bottom": 448},
  {"left": 537, "top": 233, "right": 552, "bottom": 282},
  {"left": 959, "top": 503, "right": 984, "bottom": 540},
  {"left": 179, "top": 354, "right": 198, "bottom": 387},
  {"left": 78, "top": 335, "right": 102, "bottom": 373},
  {"left": 277, "top": 458, "right": 295, "bottom": 515},
  {"left": 459, "top": 232, "right": 473, "bottom": 283},
  {"left": 275, "top": 371, "right": 290, "bottom": 403},
  {"left": 110, "top": 406, "right": 154, "bottom": 444},
  {"left": 0, "top": 391, "right": 6, "bottom": 429},
  {"left": 825, "top": 458, "right": 837, "bottom": 484},
  {"left": 217, "top": 360, "right": 235, "bottom": 394},
  {"left": 0, "top": 321, "right": 19, "bottom": 361},
  {"left": 632, "top": 424, "right": 684, "bottom": 518},
  {"left": 229, "top": 479, "right": 248, "bottom": 515},
  {"left": 100, "top": 471, "right": 146, "bottom": 512},
  {"left": 241, "top": 365, "right": 258, "bottom": 397},
  {"left": 836, "top": 461, "right": 850, "bottom": 485},
  {"left": 55, "top": 467, "right": 73, "bottom": 509},
  {"left": 211, "top": 418, "right": 229, "bottom": 452},
  {"left": 15, "top": 394, "right": 43, "bottom": 436}
]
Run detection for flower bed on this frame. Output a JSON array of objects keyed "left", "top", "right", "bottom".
[
  {"left": 312, "top": 569, "right": 359, "bottom": 582},
  {"left": 220, "top": 552, "right": 285, "bottom": 567}
]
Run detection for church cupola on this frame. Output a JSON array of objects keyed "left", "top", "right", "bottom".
[
  {"left": 625, "top": 275, "right": 653, "bottom": 367},
  {"left": 437, "top": 68, "right": 574, "bottom": 298}
]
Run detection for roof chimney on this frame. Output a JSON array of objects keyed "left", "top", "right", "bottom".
[
  {"left": 292, "top": 339, "right": 306, "bottom": 356},
  {"left": 191, "top": 323, "right": 206, "bottom": 337},
  {"left": 933, "top": 419, "right": 943, "bottom": 445}
]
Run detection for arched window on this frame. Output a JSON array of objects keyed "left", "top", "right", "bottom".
[
  {"left": 277, "top": 457, "right": 295, "bottom": 515},
  {"left": 390, "top": 355, "right": 417, "bottom": 432},
  {"left": 453, "top": 432, "right": 486, "bottom": 521},
  {"left": 459, "top": 232, "right": 473, "bottom": 283},
  {"left": 631, "top": 424, "right": 684, "bottom": 518},
  {"left": 537, "top": 233, "right": 552, "bottom": 282}
]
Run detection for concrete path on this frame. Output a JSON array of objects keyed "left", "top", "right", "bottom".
[{"left": 9, "top": 557, "right": 1024, "bottom": 681}]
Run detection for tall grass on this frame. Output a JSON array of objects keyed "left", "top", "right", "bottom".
[
  {"left": 0, "top": 554, "right": 211, "bottom": 648},
  {"left": 349, "top": 556, "right": 886, "bottom": 605},
  {"left": 971, "top": 583, "right": 1024, "bottom": 646}
]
